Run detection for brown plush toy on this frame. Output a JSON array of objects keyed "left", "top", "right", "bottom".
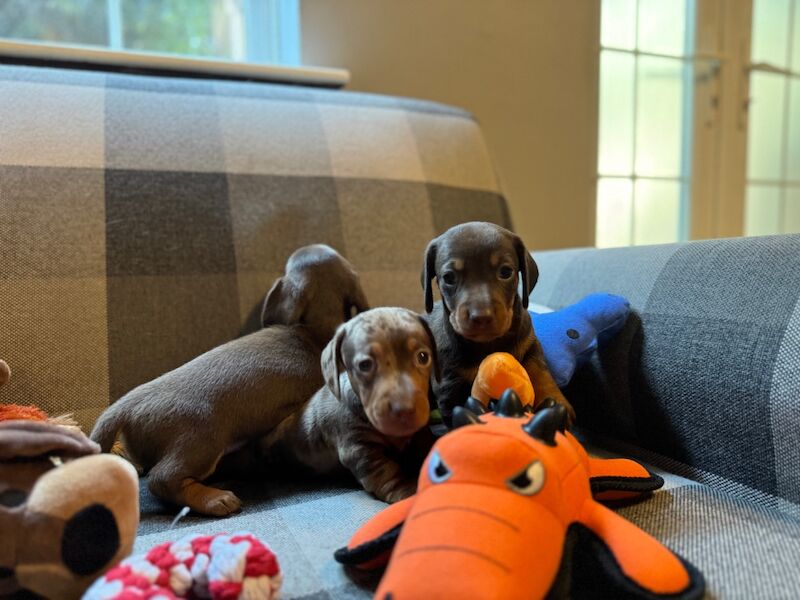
[{"left": 0, "top": 362, "right": 140, "bottom": 599}]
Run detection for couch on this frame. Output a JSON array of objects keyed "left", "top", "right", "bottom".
[{"left": 1, "top": 61, "right": 798, "bottom": 599}]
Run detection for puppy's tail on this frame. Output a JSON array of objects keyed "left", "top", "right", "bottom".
[{"left": 89, "top": 400, "right": 126, "bottom": 453}]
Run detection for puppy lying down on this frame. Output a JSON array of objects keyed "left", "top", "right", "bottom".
[
  {"left": 251, "top": 307, "right": 438, "bottom": 503},
  {"left": 90, "top": 244, "right": 368, "bottom": 516}
]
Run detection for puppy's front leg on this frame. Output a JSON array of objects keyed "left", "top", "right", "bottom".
[
  {"left": 522, "top": 338, "right": 577, "bottom": 423},
  {"left": 433, "top": 374, "right": 473, "bottom": 427},
  {"left": 338, "top": 440, "right": 416, "bottom": 503}
]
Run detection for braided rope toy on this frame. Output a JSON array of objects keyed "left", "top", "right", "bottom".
[{"left": 83, "top": 531, "right": 282, "bottom": 600}]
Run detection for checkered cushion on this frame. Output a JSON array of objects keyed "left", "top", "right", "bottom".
[
  {"left": 531, "top": 235, "right": 800, "bottom": 508},
  {"left": 0, "top": 63, "right": 508, "bottom": 429}
]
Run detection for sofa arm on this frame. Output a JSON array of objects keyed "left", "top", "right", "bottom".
[{"left": 530, "top": 235, "right": 800, "bottom": 505}]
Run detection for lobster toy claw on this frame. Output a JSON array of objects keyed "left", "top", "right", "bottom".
[{"left": 335, "top": 358, "right": 703, "bottom": 599}]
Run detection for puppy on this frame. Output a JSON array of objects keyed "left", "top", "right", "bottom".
[
  {"left": 422, "top": 221, "right": 575, "bottom": 426},
  {"left": 253, "top": 307, "right": 438, "bottom": 503},
  {"left": 90, "top": 244, "right": 368, "bottom": 517}
]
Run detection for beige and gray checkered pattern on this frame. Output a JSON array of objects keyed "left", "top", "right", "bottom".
[{"left": 0, "top": 64, "right": 508, "bottom": 428}]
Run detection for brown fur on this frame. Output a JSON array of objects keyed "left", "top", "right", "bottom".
[
  {"left": 90, "top": 245, "right": 368, "bottom": 517},
  {"left": 250, "top": 308, "right": 439, "bottom": 503},
  {"left": 421, "top": 222, "right": 575, "bottom": 425}
]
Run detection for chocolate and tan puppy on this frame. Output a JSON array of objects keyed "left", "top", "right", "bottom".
[
  {"left": 421, "top": 222, "right": 575, "bottom": 426},
  {"left": 90, "top": 244, "right": 368, "bottom": 517},
  {"left": 253, "top": 307, "right": 438, "bottom": 503}
]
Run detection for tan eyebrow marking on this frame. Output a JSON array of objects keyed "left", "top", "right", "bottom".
[{"left": 452, "top": 259, "right": 465, "bottom": 271}]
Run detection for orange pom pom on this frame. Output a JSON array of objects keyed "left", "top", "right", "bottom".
[
  {"left": 470, "top": 352, "right": 534, "bottom": 408},
  {"left": 0, "top": 404, "right": 50, "bottom": 422}
]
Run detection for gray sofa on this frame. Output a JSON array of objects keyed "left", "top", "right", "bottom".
[{"left": 1, "top": 61, "right": 798, "bottom": 599}]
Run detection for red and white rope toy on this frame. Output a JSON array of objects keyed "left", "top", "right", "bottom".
[{"left": 83, "top": 531, "right": 282, "bottom": 600}]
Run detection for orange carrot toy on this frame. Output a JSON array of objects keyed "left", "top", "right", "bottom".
[{"left": 335, "top": 358, "right": 704, "bottom": 599}]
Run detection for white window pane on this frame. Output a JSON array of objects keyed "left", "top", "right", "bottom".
[
  {"left": 633, "top": 179, "right": 681, "bottom": 245},
  {"left": 596, "top": 178, "right": 633, "bottom": 247},
  {"left": 793, "top": 1, "right": 800, "bottom": 72},
  {"left": 786, "top": 189, "right": 800, "bottom": 234},
  {"left": 635, "top": 57, "right": 684, "bottom": 178},
  {"left": 788, "top": 79, "right": 800, "bottom": 181},
  {"left": 637, "top": 0, "right": 687, "bottom": 57},
  {"left": 747, "top": 72, "right": 787, "bottom": 181},
  {"left": 745, "top": 184, "right": 782, "bottom": 236},
  {"left": 598, "top": 51, "right": 635, "bottom": 176},
  {"left": 751, "top": 0, "right": 792, "bottom": 69},
  {"left": 601, "top": 0, "right": 637, "bottom": 50}
]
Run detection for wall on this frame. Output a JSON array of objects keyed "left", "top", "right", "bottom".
[{"left": 300, "top": 0, "right": 600, "bottom": 250}]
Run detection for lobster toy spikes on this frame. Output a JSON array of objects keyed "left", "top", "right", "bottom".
[
  {"left": 523, "top": 405, "right": 569, "bottom": 446},
  {"left": 495, "top": 388, "right": 525, "bottom": 417},
  {"left": 464, "top": 396, "right": 488, "bottom": 415},
  {"left": 452, "top": 407, "right": 483, "bottom": 429}
]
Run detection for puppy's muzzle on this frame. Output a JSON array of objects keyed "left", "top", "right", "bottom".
[
  {"left": 454, "top": 301, "right": 509, "bottom": 342},
  {"left": 371, "top": 376, "right": 430, "bottom": 437}
]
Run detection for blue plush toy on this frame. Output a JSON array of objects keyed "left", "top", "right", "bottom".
[{"left": 531, "top": 293, "right": 630, "bottom": 388}]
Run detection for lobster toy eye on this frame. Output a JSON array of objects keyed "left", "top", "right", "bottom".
[
  {"left": 507, "top": 460, "right": 545, "bottom": 495},
  {"left": 428, "top": 450, "right": 452, "bottom": 483}
]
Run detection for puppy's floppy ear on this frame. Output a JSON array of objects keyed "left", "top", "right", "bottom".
[
  {"left": 513, "top": 236, "right": 539, "bottom": 309},
  {"left": 321, "top": 323, "right": 347, "bottom": 398},
  {"left": 421, "top": 239, "right": 438, "bottom": 314},
  {"left": 261, "top": 276, "right": 307, "bottom": 327},
  {"left": 417, "top": 315, "right": 441, "bottom": 382}
]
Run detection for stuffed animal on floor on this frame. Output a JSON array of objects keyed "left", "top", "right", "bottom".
[
  {"left": 531, "top": 292, "right": 630, "bottom": 387},
  {"left": 0, "top": 364, "right": 140, "bottom": 599},
  {"left": 84, "top": 531, "right": 282, "bottom": 600},
  {"left": 334, "top": 395, "right": 704, "bottom": 599}
]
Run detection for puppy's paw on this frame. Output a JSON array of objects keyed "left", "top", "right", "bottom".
[
  {"left": 197, "top": 489, "right": 242, "bottom": 517},
  {"left": 382, "top": 481, "right": 417, "bottom": 504}
]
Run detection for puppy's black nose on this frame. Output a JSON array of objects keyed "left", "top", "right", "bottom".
[{"left": 468, "top": 307, "right": 494, "bottom": 327}]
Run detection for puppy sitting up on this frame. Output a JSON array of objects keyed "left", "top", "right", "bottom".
[
  {"left": 90, "top": 244, "right": 368, "bottom": 517},
  {"left": 255, "top": 307, "right": 438, "bottom": 503},
  {"left": 422, "top": 222, "right": 575, "bottom": 426}
]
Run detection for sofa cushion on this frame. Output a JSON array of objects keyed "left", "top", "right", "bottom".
[
  {"left": 0, "top": 63, "right": 509, "bottom": 429},
  {"left": 531, "top": 235, "right": 800, "bottom": 508}
]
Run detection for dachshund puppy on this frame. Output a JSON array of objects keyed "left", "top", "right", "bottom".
[
  {"left": 254, "top": 307, "right": 438, "bottom": 503},
  {"left": 90, "top": 244, "right": 368, "bottom": 517},
  {"left": 421, "top": 221, "right": 575, "bottom": 426}
]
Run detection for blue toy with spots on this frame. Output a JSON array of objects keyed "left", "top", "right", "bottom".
[{"left": 531, "top": 293, "right": 630, "bottom": 388}]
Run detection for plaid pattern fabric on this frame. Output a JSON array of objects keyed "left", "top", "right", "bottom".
[
  {"left": 0, "top": 63, "right": 508, "bottom": 428},
  {"left": 531, "top": 235, "right": 800, "bottom": 508}
]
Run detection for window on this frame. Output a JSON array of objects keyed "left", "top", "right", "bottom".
[
  {"left": 597, "top": 0, "right": 800, "bottom": 247},
  {"left": 0, "top": 0, "right": 300, "bottom": 65},
  {"left": 597, "top": 0, "right": 696, "bottom": 248},
  {"left": 745, "top": 0, "right": 800, "bottom": 235}
]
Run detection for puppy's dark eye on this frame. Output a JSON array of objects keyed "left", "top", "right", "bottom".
[
  {"left": 428, "top": 450, "right": 451, "bottom": 483},
  {"left": 499, "top": 265, "right": 515, "bottom": 280},
  {"left": 441, "top": 272, "right": 457, "bottom": 286},
  {"left": 507, "top": 460, "right": 545, "bottom": 495},
  {"left": 415, "top": 350, "right": 430, "bottom": 367},
  {"left": 357, "top": 358, "right": 374, "bottom": 373}
]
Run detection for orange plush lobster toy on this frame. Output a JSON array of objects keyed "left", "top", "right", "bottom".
[{"left": 335, "top": 354, "right": 705, "bottom": 600}]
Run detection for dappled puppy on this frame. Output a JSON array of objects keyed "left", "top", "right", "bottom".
[
  {"left": 255, "top": 307, "right": 439, "bottom": 503},
  {"left": 90, "top": 244, "right": 368, "bottom": 517},
  {"left": 422, "top": 221, "right": 575, "bottom": 425}
]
